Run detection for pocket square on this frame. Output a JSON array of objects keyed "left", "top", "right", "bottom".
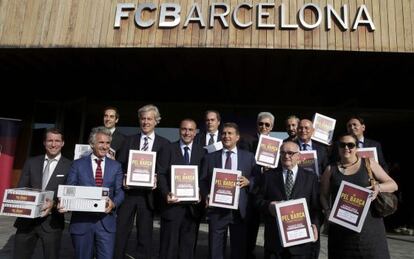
[{"left": 56, "top": 175, "right": 65, "bottom": 177}]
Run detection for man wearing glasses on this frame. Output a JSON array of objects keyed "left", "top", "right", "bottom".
[{"left": 254, "top": 141, "right": 320, "bottom": 259}]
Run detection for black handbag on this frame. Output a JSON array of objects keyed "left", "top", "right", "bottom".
[{"left": 365, "top": 158, "right": 398, "bottom": 217}]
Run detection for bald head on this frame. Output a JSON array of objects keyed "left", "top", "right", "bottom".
[{"left": 297, "top": 119, "right": 314, "bottom": 143}]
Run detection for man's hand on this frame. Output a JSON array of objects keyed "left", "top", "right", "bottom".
[
  {"left": 167, "top": 193, "right": 179, "bottom": 204},
  {"left": 312, "top": 224, "right": 319, "bottom": 242},
  {"left": 123, "top": 174, "right": 130, "bottom": 190},
  {"left": 268, "top": 201, "right": 280, "bottom": 217},
  {"left": 57, "top": 198, "right": 68, "bottom": 213},
  {"left": 152, "top": 174, "right": 157, "bottom": 190},
  {"left": 105, "top": 197, "right": 115, "bottom": 214},
  {"left": 40, "top": 198, "right": 53, "bottom": 217},
  {"left": 238, "top": 176, "right": 250, "bottom": 188}
]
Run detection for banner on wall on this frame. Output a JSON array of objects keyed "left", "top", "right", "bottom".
[{"left": 0, "top": 117, "right": 21, "bottom": 205}]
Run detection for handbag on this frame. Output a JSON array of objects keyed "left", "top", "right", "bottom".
[{"left": 365, "top": 158, "right": 398, "bottom": 217}]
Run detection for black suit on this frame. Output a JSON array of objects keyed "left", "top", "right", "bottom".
[
  {"left": 200, "top": 148, "right": 256, "bottom": 259},
  {"left": 114, "top": 133, "right": 170, "bottom": 259},
  {"left": 110, "top": 128, "right": 126, "bottom": 159},
  {"left": 157, "top": 141, "right": 205, "bottom": 259},
  {"left": 13, "top": 155, "right": 71, "bottom": 259},
  {"left": 255, "top": 167, "right": 320, "bottom": 258},
  {"left": 194, "top": 131, "right": 221, "bottom": 146}
]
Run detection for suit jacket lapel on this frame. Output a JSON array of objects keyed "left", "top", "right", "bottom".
[
  {"left": 36, "top": 156, "right": 45, "bottom": 189},
  {"left": 46, "top": 158, "right": 62, "bottom": 189},
  {"left": 87, "top": 156, "right": 96, "bottom": 186},
  {"left": 277, "top": 170, "right": 287, "bottom": 200},
  {"left": 291, "top": 169, "right": 305, "bottom": 199},
  {"left": 174, "top": 143, "right": 184, "bottom": 163}
]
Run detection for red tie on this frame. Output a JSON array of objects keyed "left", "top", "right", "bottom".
[{"left": 95, "top": 159, "right": 103, "bottom": 187}]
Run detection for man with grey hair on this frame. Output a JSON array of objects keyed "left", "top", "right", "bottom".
[
  {"left": 64, "top": 126, "right": 124, "bottom": 259},
  {"left": 115, "top": 104, "right": 170, "bottom": 259}
]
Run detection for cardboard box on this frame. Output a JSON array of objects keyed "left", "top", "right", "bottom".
[
  {"left": 60, "top": 198, "right": 106, "bottom": 212},
  {"left": 58, "top": 185, "right": 109, "bottom": 200},
  {"left": 0, "top": 203, "right": 43, "bottom": 218},
  {"left": 3, "top": 188, "right": 54, "bottom": 205}
]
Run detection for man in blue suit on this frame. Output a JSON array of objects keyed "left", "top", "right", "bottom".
[
  {"left": 64, "top": 126, "right": 124, "bottom": 259},
  {"left": 200, "top": 122, "right": 256, "bottom": 259}
]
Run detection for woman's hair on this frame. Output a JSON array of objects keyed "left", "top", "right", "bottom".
[{"left": 337, "top": 133, "right": 358, "bottom": 144}]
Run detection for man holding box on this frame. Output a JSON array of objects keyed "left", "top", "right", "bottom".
[
  {"left": 13, "top": 128, "right": 71, "bottom": 259},
  {"left": 64, "top": 126, "right": 124, "bottom": 259}
]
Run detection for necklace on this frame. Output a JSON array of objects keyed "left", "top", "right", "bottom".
[{"left": 339, "top": 157, "right": 359, "bottom": 169}]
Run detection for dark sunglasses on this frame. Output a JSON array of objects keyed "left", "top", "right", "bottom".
[
  {"left": 280, "top": 151, "right": 298, "bottom": 156},
  {"left": 339, "top": 142, "right": 356, "bottom": 149},
  {"left": 258, "top": 122, "right": 271, "bottom": 127}
]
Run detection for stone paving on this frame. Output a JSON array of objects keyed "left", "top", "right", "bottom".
[{"left": 0, "top": 215, "right": 413, "bottom": 258}]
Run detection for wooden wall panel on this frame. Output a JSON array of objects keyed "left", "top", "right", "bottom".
[{"left": 0, "top": 0, "right": 413, "bottom": 52}]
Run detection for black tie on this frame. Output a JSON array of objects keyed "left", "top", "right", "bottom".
[
  {"left": 302, "top": 143, "right": 308, "bottom": 151},
  {"left": 285, "top": 170, "right": 294, "bottom": 199},
  {"left": 208, "top": 133, "right": 215, "bottom": 145},
  {"left": 184, "top": 146, "right": 190, "bottom": 165},
  {"left": 225, "top": 151, "right": 232, "bottom": 169},
  {"left": 358, "top": 141, "right": 364, "bottom": 148}
]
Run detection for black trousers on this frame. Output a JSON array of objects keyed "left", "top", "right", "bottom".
[
  {"left": 114, "top": 194, "right": 154, "bottom": 259},
  {"left": 14, "top": 225, "right": 62, "bottom": 259}
]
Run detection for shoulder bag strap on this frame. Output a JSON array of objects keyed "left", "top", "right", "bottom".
[{"left": 364, "top": 158, "right": 376, "bottom": 187}]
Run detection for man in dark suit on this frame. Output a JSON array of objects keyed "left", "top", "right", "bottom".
[
  {"left": 64, "top": 126, "right": 124, "bottom": 259},
  {"left": 255, "top": 141, "right": 320, "bottom": 259},
  {"left": 296, "top": 119, "right": 329, "bottom": 177},
  {"left": 103, "top": 106, "right": 125, "bottom": 159},
  {"left": 346, "top": 116, "right": 388, "bottom": 171},
  {"left": 114, "top": 104, "right": 170, "bottom": 259},
  {"left": 13, "top": 128, "right": 71, "bottom": 259},
  {"left": 200, "top": 122, "right": 256, "bottom": 259},
  {"left": 238, "top": 111, "right": 275, "bottom": 259},
  {"left": 157, "top": 118, "right": 205, "bottom": 259},
  {"left": 194, "top": 110, "right": 221, "bottom": 147}
]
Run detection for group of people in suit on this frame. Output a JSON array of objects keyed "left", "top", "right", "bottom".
[{"left": 12, "top": 104, "right": 397, "bottom": 259}]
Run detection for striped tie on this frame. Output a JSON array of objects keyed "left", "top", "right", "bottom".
[
  {"left": 95, "top": 159, "right": 103, "bottom": 187},
  {"left": 285, "top": 170, "right": 294, "bottom": 199},
  {"left": 141, "top": 136, "right": 149, "bottom": 151}
]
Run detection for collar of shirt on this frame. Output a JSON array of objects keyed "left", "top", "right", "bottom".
[
  {"left": 298, "top": 140, "right": 312, "bottom": 149},
  {"left": 206, "top": 130, "right": 219, "bottom": 141},
  {"left": 223, "top": 146, "right": 238, "bottom": 155},
  {"left": 108, "top": 127, "right": 116, "bottom": 135},
  {"left": 141, "top": 131, "right": 155, "bottom": 141},
  {"left": 180, "top": 141, "right": 193, "bottom": 153},
  {"left": 45, "top": 153, "right": 61, "bottom": 162},
  {"left": 282, "top": 165, "right": 299, "bottom": 184}
]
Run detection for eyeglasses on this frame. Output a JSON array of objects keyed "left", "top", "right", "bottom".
[
  {"left": 280, "top": 151, "right": 298, "bottom": 156},
  {"left": 339, "top": 142, "right": 356, "bottom": 149},
  {"left": 258, "top": 122, "right": 271, "bottom": 128}
]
